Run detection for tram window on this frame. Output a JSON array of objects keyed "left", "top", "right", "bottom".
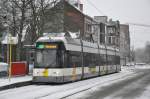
[
  {"left": 100, "top": 55, "right": 103, "bottom": 66},
  {"left": 98, "top": 54, "right": 101, "bottom": 65},
  {"left": 35, "top": 50, "right": 57, "bottom": 68},
  {"left": 107, "top": 55, "right": 110, "bottom": 65},
  {"left": 43, "top": 50, "right": 56, "bottom": 67},
  {"left": 72, "top": 51, "right": 82, "bottom": 67},
  {"left": 110, "top": 56, "right": 120, "bottom": 65},
  {"left": 92, "top": 53, "right": 99, "bottom": 66},
  {"left": 100, "top": 54, "right": 106, "bottom": 65},
  {"left": 97, "top": 54, "right": 101, "bottom": 66},
  {"left": 65, "top": 51, "right": 71, "bottom": 68},
  {"left": 88, "top": 53, "right": 93, "bottom": 66},
  {"left": 57, "top": 49, "right": 63, "bottom": 67},
  {"left": 65, "top": 51, "right": 82, "bottom": 68},
  {"left": 95, "top": 54, "right": 99, "bottom": 66},
  {"left": 84, "top": 53, "right": 91, "bottom": 67},
  {"left": 63, "top": 51, "right": 67, "bottom": 67},
  {"left": 116, "top": 56, "right": 120, "bottom": 65},
  {"left": 108, "top": 55, "right": 114, "bottom": 65},
  {"left": 112, "top": 56, "right": 114, "bottom": 65},
  {"left": 108, "top": 55, "right": 110, "bottom": 65},
  {"left": 83, "top": 53, "right": 99, "bottom": 67},
  {"left": 92, "top": 53, "right": 96, "bottom": 66},
  {"left": 36, "top": 52, "right": 42, "bottom": 65},
  {"left": 110, "top": 55, "right": 114, "bottom": 65},
  {"left": 83, "top": 52, "right": 88, "bottom": 66},
  {"left": 113, "top": 56, "right": 117, "bottom": 65}
]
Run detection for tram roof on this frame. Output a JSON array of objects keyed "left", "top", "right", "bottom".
[{"left": 36, "top": 34, "right": 119, "bottom": 52}]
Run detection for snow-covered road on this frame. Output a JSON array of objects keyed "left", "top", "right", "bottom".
[
  {"left": 0, "top": 66, "right": 147, "bottom": 99},
  {"left": 66, "top": 65, "right": 150, "bottom": 99}
]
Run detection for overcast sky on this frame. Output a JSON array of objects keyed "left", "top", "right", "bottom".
[{"left": 82, "top": 0, "right": 150, "bottom": 49}]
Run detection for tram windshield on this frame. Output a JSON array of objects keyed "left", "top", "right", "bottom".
[{"left": 35, "top": 50, "right": 57, "bottom": 68}]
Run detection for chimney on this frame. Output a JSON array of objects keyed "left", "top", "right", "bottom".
[
  {"left": 79, "top": 4, "right": 83, "bottom": 12},
  {"left": 94, "top": 16, "right": 108, "bottom": 23}
]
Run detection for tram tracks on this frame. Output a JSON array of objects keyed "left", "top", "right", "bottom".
[
  {"left": 0, "top": 69, "right": 142, "bottom": 99},
  {"left": 36, "top": 72, "right": 141, "bottom": 99}
]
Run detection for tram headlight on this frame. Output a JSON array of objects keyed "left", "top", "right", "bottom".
[{"left": 53, "top": 71, "right": 60, "bottom": 76}]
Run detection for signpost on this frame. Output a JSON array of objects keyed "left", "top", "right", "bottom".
[{"left": 9, "top": 35, "right": 12, "bottom": 82}]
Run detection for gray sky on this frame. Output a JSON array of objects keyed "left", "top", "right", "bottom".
[{"left": 82, "top": 0, "right": 150, "bottom": 49}]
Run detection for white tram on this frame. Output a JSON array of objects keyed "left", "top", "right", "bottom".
[{"left": 32, "top": 33, "right": 121, "bottom": 83}]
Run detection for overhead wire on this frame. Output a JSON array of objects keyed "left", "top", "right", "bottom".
[
  {"left": 127, "top": 23, "right": 150, "bottom": 28},
  {"left": 86, "top": 0, "right": 106, "bottom": 16},
  {"left": 86, "top": 0, "right": 150, "bottom": 28}
]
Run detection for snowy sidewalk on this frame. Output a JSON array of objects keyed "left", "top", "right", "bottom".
[
  {"left": 0, "top": 76, "right": 32, "bottom": 91},
  {"left": 0, "top": 66, "right": 141, "bottom": 99},
  {"left": 0, "top": 76, "right": 32, "bottom": 87},
  {"left": 0, "top": 66, "right": 137, "bottom": 91}
]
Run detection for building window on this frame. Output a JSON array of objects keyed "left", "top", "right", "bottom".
[
  {"left": 86, "top": 23, "right": 92, "bottom": 33},
  {"left": 112, "top": 37, "right": 115, "bottom": 44},
  {"left": 107, "top": 27, "right": 116, "bottom": 34},
  {"left": 100, "top": 34, "right": 105, "bottom": 43},
  {"left": 108, "top": 37, "right": 111, "bottom": 44}
]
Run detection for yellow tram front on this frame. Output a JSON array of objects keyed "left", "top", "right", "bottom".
[{"left": 33, "top": 41, "right": 66, "bottom": 83}]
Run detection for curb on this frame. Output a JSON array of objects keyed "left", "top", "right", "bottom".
[{"left": 0, "top": 81, "right": 32, "bottom": 91}]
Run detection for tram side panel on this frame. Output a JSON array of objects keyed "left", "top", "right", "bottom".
[{"left": 33, "top": 41, "right": 121, "bottom": 83}]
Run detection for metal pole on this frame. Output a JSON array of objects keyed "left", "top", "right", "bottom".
[
  {"left": 105, "top": 24, "right": 108, "bottom": 73},
  {"left": 98, "top": 24, "right": 101, "bottom": 75},
  {"left": 81, "top": 38, "right": 84, "bottom": 79},
  {"left": 9, "top": 36, "right": 12, "bottom": 82},
  {"left": 7, "top": 33, "right": 9, "bottom": 68},
  {"left": 1, "top": 44, "right": 4, "bottom": 62}
]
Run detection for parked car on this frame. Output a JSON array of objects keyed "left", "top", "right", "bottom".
[
  {"left": 135, "top": 63, "right": 146, "bottom": 65},
  {"left": 0, "top": 62, "right": 8, "bottom": 77},
  {"left": 126, "top": 62, "right": 135, "bottom": 66}
]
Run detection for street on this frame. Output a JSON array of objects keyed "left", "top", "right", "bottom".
[
  {"left": 67, "top": 67, "right": 150, "bottom": 99},
  {"left": 0, "top": 0, "right": 150, "bottom": 99},
  {"left": 1, "top": 66, "right": 150, "bottom": 99}
]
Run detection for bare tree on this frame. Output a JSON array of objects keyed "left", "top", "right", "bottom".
[
  {"left": 24, "top": 0, "right": 59, "bottom": 44},
  {"left": 0, "top": 0, "right": 60, "bottom": 61},
  {"left": 10, "top": 0, "right": 31, "bottom": 60}
]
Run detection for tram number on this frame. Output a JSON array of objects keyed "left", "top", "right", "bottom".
[
  {"left": 72, "top": 67, "right": 77, "bottom": 81},
  {"left": 43, "top": 69, "right": 49, "bottom": 77},
  {"left": 89, "top": 67, "right": 96, "bottom": 73}
]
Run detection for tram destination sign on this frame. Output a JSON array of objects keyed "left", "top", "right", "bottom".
[{"left": 36, "top": 43, "right": 57, "bottom": 49}]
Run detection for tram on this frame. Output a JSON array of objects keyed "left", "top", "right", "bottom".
[{"left": 32, "top": 33, "right": 121, "bottom": 83}]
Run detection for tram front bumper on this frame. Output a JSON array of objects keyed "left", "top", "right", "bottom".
[{"left": 32, "top": 76, "right": 64, "bottom": 83}]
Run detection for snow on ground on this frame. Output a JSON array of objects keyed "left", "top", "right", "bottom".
[
  {"left": 135, "top": 64, "right": 150, "bottom": 69},
  {"left": 43, "top": 67, "right": 139, "bottom": 99},
  {"left": 132, "top": 65, "right": 150, "bottom": 99},
  {"left": 0, "top": 76, "right": 32, "bottom": 87},
  {"left": 0, "top": 65, "right": 146, "bottom": 88},
  {"left": 64, "top": 67, "right": 139, "bottom": 99},
  {"left": 0, "top": 66, "right": 139, "bottom": 99},
  {"left": 1, "top": 65, "right": 150, "bottom": 99},
  {"left": 65, "top": 65, "right": 150, "bottom": 99},
  {"left": 138, "top": 85, "right": 150, "bottom": 99}
]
